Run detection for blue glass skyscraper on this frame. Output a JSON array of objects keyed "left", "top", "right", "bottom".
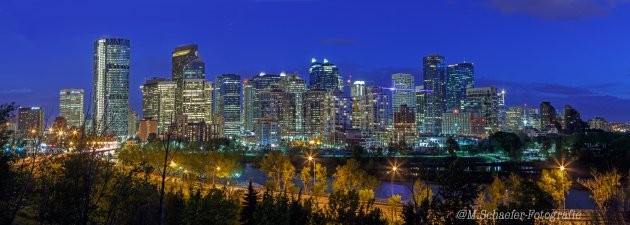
[{"left": 446, "top": 62, "right": 474, "bottom": 112}]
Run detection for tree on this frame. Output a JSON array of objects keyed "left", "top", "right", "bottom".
[
  {"left": 578, "top": 169, "right": 624, "bottom": 224},
  {"left": 332, "top": 159, "right": 378, "bottom": 192},
  {"left": 241, "top": 180, "right": 258, "bottom": 225},
  {"left": 445, "top": 136, "right": 459, "bottom": 157},
  {"left": 388, "top": 194, "right": 402, "bottom": 222},
  {"left": 260, "top": 151, "right": 295, "bottom": 191},
  {"left": 325, "top": 189, "right": 386, "bottom": 225},
  {"left": 487, "top": 174, "right": 507, "bottom": 210},
  {"left": 537, "top": 169, "right": 571, "bottom": 209},
  {"left": 433, "top": 160, "right": 478, "bottom": 225},
  {"left": 489, "top": 132, "right": 524, "bottom": 161}
]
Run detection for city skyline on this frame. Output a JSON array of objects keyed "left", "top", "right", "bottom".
[{"left": 1, "top": 0, "right": 630, "bottom": 121}]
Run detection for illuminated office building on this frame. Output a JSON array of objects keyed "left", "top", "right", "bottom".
[
  {"left": 172, "top": 45, "right": 203, "bottom": 117},
  {"left": 423, "top": 55, "right": 447, "bottom": 135},
  {"left": 309, "top": 58, "right": 342, "bottom": 91},
  {"left": 215, "top": 74, "right": 241, "bottom": 136},
  {"left": 141, "top": 78, "right": 177, "bottom": 134},
  {"left": 59, "top": 88, "right": 84, "bottom": 128},
  {"left": 464, "top": 87, "right": 499, "bottom": 134},
  {"left": 92, "top": 38, "right": 130, "bottom": 136},
  {"left": 446, "top": 62, "right": 474, "bottom": 112}
]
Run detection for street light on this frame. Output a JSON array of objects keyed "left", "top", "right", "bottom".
[
  {"left": 390, "top": 165, "right": 399, "bottom": 197},
  {"left": 559, "top": 164, "right": 567, "bottom": 209}
]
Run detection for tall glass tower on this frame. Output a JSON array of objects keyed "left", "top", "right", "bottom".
[
  {"left": 446, "top": 62, "right": 474, "bottom": 112},
  {"left": 215, "top": 74, "right": 242, "bottom": 136},
  {"left": 309, "top": 58, "right": 341, "bottom": 91},
  {"left": 391, "top": 73, "right": 416, "bottom": 113},
  {"left": 92, "top": 38, "right": 130, "bottom": 136},
  {"left": 172, "top": 44, "right": 201, "bottom": 116},
  {"left": 423, "top": 54, "right": 446, "bottom": 135}
]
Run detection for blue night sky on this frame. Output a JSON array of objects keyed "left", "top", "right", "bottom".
[{"left": 1, "top": 0, "right": 629, "bottom": 121}]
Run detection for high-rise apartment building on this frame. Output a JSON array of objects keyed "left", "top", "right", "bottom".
[
  {"left": 279, "top": 74, "right": 307, "bottom": 139},
  {"left": 588, "top": 117, "right": 611, "bottom": 131},
  {"left": 92, "top": 38, "right": 130, "bottom": 136},
  {"left": 423, "top": 54, "right": 447, "bottom": 135},
  {"left": 446, "top": 62, "right": 474, "bottom": 112},
  {"left": 59, "top": 88, "right": 84, "bottom": 128}
]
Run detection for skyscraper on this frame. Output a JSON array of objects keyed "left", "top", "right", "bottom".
[
  {"left": 446, "top": 62, "right": 474, "bottom": 112},
  {"left": 563, "top": 105, "right": 585, "bottom": 133},
  {"left": 141, "top": 78, "right": 177, "bottom": 134},
  {"left": 505, "top": 105, "right": 525, "bottom": 131},
  {"left": 279, "top": 74, "right": 307, "bottom": 139},
  {"left": 351, "top": 81, "right": 368, "bottom": 130},
  {"left": 92, "top": 38, "right": 130, "bottom": 136},
  {"left": 423, "top": 54, "right": 447, "bottom": 135},
  {"left": 59, "top": 88, "right": 84, "bottom": 128},
  {"left": 182, "top": 79, "right": 209, "bottom": 123},
  {"left": 464, "top": 87, "right": 499, "bottom": 134},
  {"left": 540, "top": 102, "right": 557, "bottom": 131},
  {"left": 215, "top": 74, "right": 242, "bottom": 136},
  {"left": 391, "top": 73, "right": 416, "bottom": 113},
  {"left": 18, "top": 107, "right": 44, "bottom": 135},
  {"left": 305, "top": 89, "right": 328, "bottom": 141},
  {"left": 242, "top": 79, "right": 254, "bottom": 133},
  {"left": 309, "top": 58, "right": 341, "bottom": 91},
  {"left": 172, "top": 45, "right": 202, "bottom": 117}
]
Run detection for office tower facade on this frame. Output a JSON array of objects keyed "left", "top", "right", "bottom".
[
  {"left": 141, "top": 78, "right": 177, "bottom": 134},
  {"left": 563, "top": 105, "right": 585, "bottom": 133},
  {"left": 446, "top": 62, "right": 474, "bottom": 112},
  {"left": 309, "top": 58, "right": 342, "bottom": 91},
  {"left": 242, "top": 79, "right": 254, "bottom": 133},
  {"left": 259, "top": 90, "right": 296, "bottom": 141},
  {"left": 423, "top": 54, "right": 447, "bottom": 135},
  {"left": 324, "top": 90, "right": 352, "bottom": 146},
  {"left": 92, "top": 38, "right": 130, "bottom": 136},
  {"left": 215, "top": 74, "right": 241, "bottom": 136},
  {"left": 464, "top": 87, "right": 499, "bottom": 134},
  {"left": 250, "top": 73, "right": 283, "bottom": 128},
  {"left": 540, "top": 102, "right": 557, "bottom": 130},
  {"left": 416, "top": 86, "right": 427, "bottom": 134},
  {"left": 172, "top": 45, "right": 202, "bottom": 116},
  {"left": 442, "top": 111, "right": 473, "bottom": 136},
  {"left": 392, "top": 73, "right": 417, "bottom": 113},
  {"left": 182, "top": 79, "right": 209, "bottom": 123},
  {"left": 18, "top": 107, "right": 44, "bottom": 135},
  {"left": 588, "top": 117, "right": 611, "bottom": 131},
  {"left": 505, "top": 106, "right": 525, "bottom": 131},
  {"left": 59, "top": 88, "right": 84, "bottom": 128},
  {"left": 280, "top": 74, "right": 307, "bottom": 139}
]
